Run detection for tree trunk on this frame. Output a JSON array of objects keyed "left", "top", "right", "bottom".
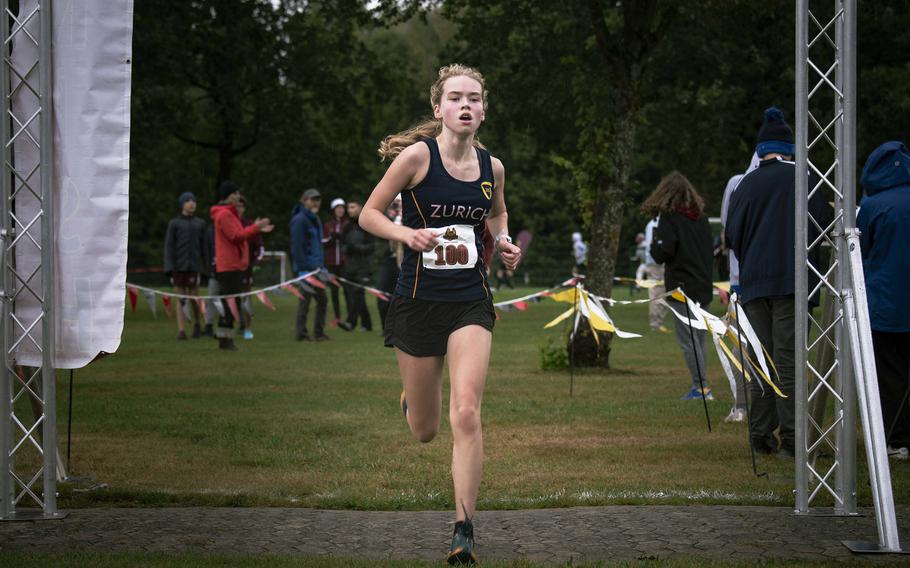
[{"left": 574, "top": 104, "right": 637, "bottom": 368}]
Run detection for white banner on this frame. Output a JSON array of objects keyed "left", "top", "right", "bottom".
[{"left": 13, "top": 0, "right": 133, "bottom": 368}]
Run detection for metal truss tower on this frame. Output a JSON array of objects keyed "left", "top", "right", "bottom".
[
  {"left": 0, "top": 0, "right": 61, "bottom": 520},
  {"left": 795, "top": 0, "right": 900, "bottom": 552}
]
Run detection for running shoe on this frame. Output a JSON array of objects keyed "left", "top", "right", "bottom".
[
  {"left": 656, "top": 325, "right": 671, "bottom": 334},
  {"left": 243, "top": 329, "right": 254, "bottom": 340},
  {"left": 888, "top": 446, "right": 909, "bottom": 460},
  {"left": 724, "top": 408, "right": 747, "bottom": 423},
  {"left": 446, "top": 518, "right": 477, "bottom": 565},
  {"left": 176, "top": 331, "right": 188, "bottom": 341},
  {"left": 191, "top": 324, "right": 201, "bottom": 339},
  {"left": 680, "top": 387, "right": 714, "bottom": 401},
  {"left": 399, "top": 391, "right": 408, "bottom": 418}
]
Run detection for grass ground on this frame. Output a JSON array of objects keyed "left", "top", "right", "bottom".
[{"left": 23, "top": 285, "right": 906, "bottom": 511}]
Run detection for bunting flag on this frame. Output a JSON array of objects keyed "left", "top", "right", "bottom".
[
  {"left": 242, "top": 296, "right": 253, "bottom": 316},
  {"left": 327, "top": 274, "right": 341, "bottom": 288},
  {"left": 512, "top": 300, "right": 529, "bottom": 311},
  {"left": 298, "top": 281, "right": 316, "bottom": 294},
  {"left": 161, "top": 295, "right": 173, "bottom": 319},
  {"left": 182, "top": 298, "right": 193, "bottom": 321},
  {"left": 127, "top": 286, "right": 138, "bottom": 312},
  {"left": 143, "top": 290, "right": 157, "bottom": 319},
  {"left": 256, "top": 291, "right": 276, "bottom": 311},
  {"left": 226, "top": 297, "right": 241, "bottom": 323},
  {"left": 282, "top": 283, "right": 305, "bottom": 301},
  {"left": 366, "top": 288, "right": 390, "bottom": 301},
  {"left": 304, "top": 275, "right": 326, "bottom": 289}
]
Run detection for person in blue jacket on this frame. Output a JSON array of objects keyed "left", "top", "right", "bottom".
[
  {"left": 857, "top": 141, "right": 910, "bottom": 459},
  {"left": 290, "top": 188, "right": 329, "bottom": 341}
]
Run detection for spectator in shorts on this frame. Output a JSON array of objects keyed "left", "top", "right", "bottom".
[
  {"left": 164, "top": 191, "right": 208, "bottom": 340},
  {"left": 211, "top": 181, "right": 273, "bottom": 350}
]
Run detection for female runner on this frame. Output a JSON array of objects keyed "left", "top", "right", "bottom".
[{"left": 359, "top": 64, "right": 521, "bottom": 565}]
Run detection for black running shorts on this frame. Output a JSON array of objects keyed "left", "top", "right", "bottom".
[{"left": 383, "top": 295, "right": 495, "bottom": 357}]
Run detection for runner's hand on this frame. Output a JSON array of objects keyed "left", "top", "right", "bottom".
[
  {"left": 406, "top": 228, "right": 438, "bottom": 252},
  {"left": 498, "top": 240, "right": 522, "bottom": 270},
  {"left": 255, "top": 217, "right": 275, "bottom": 233}
]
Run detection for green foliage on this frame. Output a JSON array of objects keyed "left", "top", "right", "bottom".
[{"left": 538, "top": 337, "right": 569, "bottom": 370}]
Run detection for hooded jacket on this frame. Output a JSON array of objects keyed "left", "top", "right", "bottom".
[
  {"left": 290, "top": 203, "right": 324, "bottom": 273},
  {"left": 857, "top": 141, "right": 910, "bottom": 333},
  {"left": 211, "top": 203, "right": 261, "bottom": 273},
  {"left": 164, "top": 213, "right": 208, "bottom": 275}
]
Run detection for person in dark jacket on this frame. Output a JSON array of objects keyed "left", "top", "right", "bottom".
[
  {"left": 857, "top": 141, "right": 910, "bottom": 459},
  {"left": 290, "top": 188, "right": 329, "bottom": 341},
  {"left": 339, "top": 198, "right": 375, "bottom": 332},
  {"left": 725, "top": 107, "right": 833, "bottom": 457},
  {"left": 323, "top": 197, "right": 349, "bottom": 327},
  {"left": 642, "top": 172, "right": 715, "bottom": 402},
  {"left": 164, "top": 192, "right": 208, "bottom": 340}
]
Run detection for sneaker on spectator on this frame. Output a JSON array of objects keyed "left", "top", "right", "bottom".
[
  {"left": 656, "top": 325, "right": 671, "bottom": 334},
  {"left": 338, "top": 321, "right": 353, "bottom": 332},
  {"left": 176, "top": 331, "right": 188, "bottom": 341},
  {"left": 681, "top": 387, "right": 714, "bottom": 401},
  {"left": 888, "top": 446, "right": 909, "bottom": 460},
  {"left": 329, "top": 318, "right": 340, "bottom": 328},
  {"left": 724, "top": 407, "right": 747, "bottom": 423},
  {"left": 243, "top": 329, "right": 254, "bottom": 340},
  {"left": 191, "top": 324, "right": 201, "bottom": 339}
]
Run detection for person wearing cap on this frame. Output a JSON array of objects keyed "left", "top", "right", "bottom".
[
  {"left": 725, "top": 107, "right": 832, "bottom": 457},
  {"left": 290, "top": 188, "right": 329, "bottom": 341},
  {"left": 164, "top": 191, "right": 208, "bottom": 340},
  {"left": 323, "top": 197, "right": 349, "bottom": 327},
  {"left": 211, "top": 180, "right": 274, "bottom": 350},
  {"left": 857, "top": 141, "right": 910, "bottom": 460}
]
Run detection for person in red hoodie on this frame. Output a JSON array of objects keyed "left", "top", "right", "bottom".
[{"left": 210, "top": 181, "right": 274, "bottom": 350}]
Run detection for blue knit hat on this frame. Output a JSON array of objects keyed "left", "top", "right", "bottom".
[
  {"left": 178, "top": 191, "right": 196, "bottom": 207},
  {"left": 755, "top": 107, "right": 795, "bottom": 158}
]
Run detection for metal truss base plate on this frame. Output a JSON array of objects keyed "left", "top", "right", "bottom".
[
  {"left": 0, "top": 510, "right": 68, "bottom": 522},
  {"left": 843, "top": 540, "right": 909, "bottom": 554},
  {"left": 794, "top": 508, "right": 864, "bottom": 518}
]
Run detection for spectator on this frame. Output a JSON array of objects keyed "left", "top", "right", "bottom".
[
  {"left": 164, "top": 191, "right": 207, "bottom": 340},
  {"left": 725, "top": 106, "right": 832, "bottom": 457},
  {"left": 323, "top": 197, "right": 349, "bottom": 327},
  {"left": 643, "top": 172, "right": 715, "bottom": 402},
  {"left": 290, "top": 188, "right": 329, "bottom": 341},
  {"left": 571, "top": 231, "right": 587, "bottom": 277},
  {"left": 642, "top": 217, "right": 669, "bottom": 333},
  {"left": 339, "top": 198, "right": 375, "bottom": 332},
  {"left": 202, "top": 223, "right": 218, "bottom": 337},
  {"left": 376, "top": 194, "right": 403, "bottom": 330},
  {"left": 211, "top": 181, "right": 273, "bottom": 350},
  {"left": 236, "top": 196, "right": 265, "bottom": 340},
  {"left": 857, "top": 141, "right": 910, "bottom": 460},
  {"left": 719, "top": 153, "right": 760, "bottom": 424}
]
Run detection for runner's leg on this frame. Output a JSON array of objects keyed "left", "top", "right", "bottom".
[
  {"left": 396, "top": 349, "right": 444, "bottom": 443},
  {"left": 446, "top": 324, "right": 491, "bottom": 521}
]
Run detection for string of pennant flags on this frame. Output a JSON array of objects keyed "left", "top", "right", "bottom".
[{"left": 124, "top": 273, "right": 780, "bottom": 403}]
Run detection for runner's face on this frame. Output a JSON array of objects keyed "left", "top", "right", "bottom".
[{"left": 434, "top": 75, "right": 484, "bottom": 134}]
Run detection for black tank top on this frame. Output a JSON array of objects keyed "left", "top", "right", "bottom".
[{"left": 395, "top": 138, "right": 494, "bottom": 302}]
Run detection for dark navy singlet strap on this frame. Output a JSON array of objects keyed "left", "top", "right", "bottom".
[
  {"left": 477, "top": 147, "right": 494, "bottom": 188},
  {"left": 422, "top": 137, "right": 443, "bottom": 173}
]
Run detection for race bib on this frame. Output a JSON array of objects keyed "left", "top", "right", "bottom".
[{"left": 422, "top": 224, "right": 479, "bottom": 270}]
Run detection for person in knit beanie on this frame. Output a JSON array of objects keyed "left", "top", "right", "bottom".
[
  {"left": 725, "top": 106, "right": 833, "bottom": 458},
  {"left": 755, "top": 106, "right": 795, "bottom": 159}
]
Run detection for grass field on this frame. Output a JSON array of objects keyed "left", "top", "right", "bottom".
[{"left": 30, "top": 285, "right": 907, "bottom": 511}]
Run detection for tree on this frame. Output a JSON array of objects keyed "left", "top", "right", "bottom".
[{"left": 446, "top": 0, "right": 679, "bottom": 366}]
